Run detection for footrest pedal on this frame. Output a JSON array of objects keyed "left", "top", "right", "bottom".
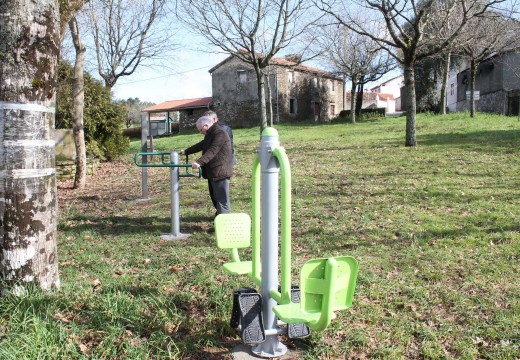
[
  {"left": 287, "top": 288, "right": 311, "bottom": 339},
  {"left": 231, "top": 287, "right": 257, "bottom": 329},
  {"left": 238, "top": 293, "right": 266, "bottom": 344}
]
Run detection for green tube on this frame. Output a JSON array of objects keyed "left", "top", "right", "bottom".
[
  {"left": 310, "top": 257, "right": 337, "bottom": 331},
  {"left": 272, "top": 146, "right": 292, "bottom": 305}
]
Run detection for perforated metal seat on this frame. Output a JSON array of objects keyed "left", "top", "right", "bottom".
[
  {"left": 215, "top": 213, "right": 253, "bottom": 275},
  {"left": 273, "top": 256, "right": 358, "bottom": 331}
]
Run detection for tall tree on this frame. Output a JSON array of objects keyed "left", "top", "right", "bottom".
[
  {"left": 457, "top": 13, "right": 513, "bottom": 117},
  {"left": 69, "top": 15, "right": 88, "bottom": 188},
  {"left": 316, "top": 21, "right": 395, "bottom": 123},
  {"left": 0, "top": 0, "right": 61, "bottom": 294},
  {"left": 60, "top": 0, "right": 88, "bottom": 189},
  {"left": 177, "top": 0, "right": 322, "bottom": 131},
  {"left": 318, "top": 0, "right": 506, "bottom": 146},
  {"left": 87, "top": 0, "right": 174, "bottom": 91}
]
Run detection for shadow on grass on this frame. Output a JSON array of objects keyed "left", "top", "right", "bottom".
[
  {"left": 417, "top": 129, "right": 520, "bottom": 149},
  {"left": 59, "top": 214, "right": 215, "bottom": 237}
]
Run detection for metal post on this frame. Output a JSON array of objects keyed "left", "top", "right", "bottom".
[
  {"left": 160, "top": 152, "right": 191, "bottom": 241},
  {"left": 252, "top": 127, "right": 287, "bottom": 358},
  {"left": 140, "top": 112, "right": 149, "bottom": 199}
]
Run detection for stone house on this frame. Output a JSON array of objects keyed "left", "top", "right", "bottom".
[
  {"left": 453, "top": 50, "right": 520, "bottom": 115},
  {"left": 209, "top": 55, "right": 345, "bottom": 127}
]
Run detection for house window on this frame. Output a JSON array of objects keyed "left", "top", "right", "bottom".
[
  {"left": 288, "top": 71, "right": 294, "bottom": 83},
  {"left": 289, "top": 98, "right": 297, "bottom": 114},
  {"left": 329, "top": 80, "right": 335, "bottom": 92},
  {"left": 329, "top": 104, "right": 335, "bottom": 115},
  {"left": 313, "top": 77, "right": 318, "bottom": 87},
  {"left": 238, "top": 70, "right": 247, "bottom": 84},
  {"left": 450, "top": 83, "right": 454, "bottom": 96}
]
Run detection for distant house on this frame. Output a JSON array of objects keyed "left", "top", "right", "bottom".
[
  {"left": 345, "top": 92, "right": 396, "bottom": 113},
  {"left": 209, "top": 54, "right": 345, "bottom": 127},
  {"left": 142, "top": 97, "right": 213, "bottom": 133},
  {"left": 452, "top": 50, "right": 520, "bottom": 115},
  {"left": 370, "top": 75, "right": 404, "bottom": 111}
]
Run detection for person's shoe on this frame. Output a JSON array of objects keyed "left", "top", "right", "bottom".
[{"left": 207, "top": 226, "right": 215, "bottom": 233}]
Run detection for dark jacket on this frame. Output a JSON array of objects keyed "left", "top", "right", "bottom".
[
  {"left": 217, "top": 120, "right": 236, "bottom": 165},
  {"left": 184, "top": 123, "right": 233, "bottom": 181}
]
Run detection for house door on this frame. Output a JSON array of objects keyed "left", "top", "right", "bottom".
[{"left": 313, "top": 102, "right": 321, "bottom": 115}]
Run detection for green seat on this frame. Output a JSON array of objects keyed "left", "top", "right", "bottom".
[
  {"left": 273, "top": 256, "right": 358, "bottom": 331},
  {"left": 214, "top": 213, "right": 253, "bottom": 276}
]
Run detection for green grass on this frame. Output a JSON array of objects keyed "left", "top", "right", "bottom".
[{"left": 1, "top": 113, "right": 519, "bottom": 359}]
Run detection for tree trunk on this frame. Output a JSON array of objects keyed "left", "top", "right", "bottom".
[
  {"left": 439, "top": 51, "right": 451, "bottom": 115},
  {"left": 255, "top": 67, "right": 268, "bottom": 131},
  {"left": 266, "top": 69, "right": 273, "bottom": 127},
  {"left": 404, "top": 63, "right": 417, "bottom": 147},
  {"left": 355, "top": 76, "right": 364, "bottom": 117},
  {"left": 69, "top": 16, "right": 87, "bottom": 189},
  {"left": 350, "top": 80, "right": 357, "bottom": 124},
  {"left": 470, "top": 58, "right": 477, "bottom": 118},
  {"left": 342, "top": 77, "right": 347, "bottom": 112},
  {"left": 0, "top": 0, "right": 61, "bottom": 295}
]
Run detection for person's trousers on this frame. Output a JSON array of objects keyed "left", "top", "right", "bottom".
[{"left": 208, "top": 178, "right": 231, "bottom": 214}]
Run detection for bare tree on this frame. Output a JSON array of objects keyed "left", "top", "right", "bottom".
[
  {"left": 456, "top": 14, "right": 515, "bottom": 117},
  {"left": 0, "top": 0, "right": 61, "bottom": 294},
  {"left": 177, "top": 0, "right": 322, "bottom": 131},
  {"left": 69, "top": 16, "right": 88, "bottom": 188},
  {"left": 86, "top": 0, "right": 174, "bottom": 91},
  {"left": 316, "top": 21, "right": 395, "bottom": 123},
  {"left": 317, "top": 0, "right": 506, "bottom": 146}
]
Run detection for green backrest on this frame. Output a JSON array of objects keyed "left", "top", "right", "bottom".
[
  {"left": 301, "top": 256, "right": 358, "bottom": 313},
  {"left": 214, "top": 213, "right": 251, "bottom": 249}
]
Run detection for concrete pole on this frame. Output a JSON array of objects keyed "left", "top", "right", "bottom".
[{"left": 252, "top": 127, "right": 287, "bottom": 358}]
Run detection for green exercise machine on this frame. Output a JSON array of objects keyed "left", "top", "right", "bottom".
[{"left": 214, "top": 128, "right": 359, "bottom": 358}]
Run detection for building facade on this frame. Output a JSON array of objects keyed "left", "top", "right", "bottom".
[
  {"left": 209, "top": 55, "right": 345, "bottom": 128},
  {"left": 454, "top": 50, "right": 520, "bottom": 115}
]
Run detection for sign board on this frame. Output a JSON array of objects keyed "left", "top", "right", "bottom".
[{"left": 466, "top": 91, "right": 480, "bottom": 100}]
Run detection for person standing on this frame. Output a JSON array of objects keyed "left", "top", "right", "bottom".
[
  {"left": 180, "top": 116, "right": 233, "bottom": 216},
  {"left": 203, "top": 110, "right": 236, "bottom": 165}
]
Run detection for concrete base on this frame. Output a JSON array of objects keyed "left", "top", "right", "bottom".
[
  {"left": 231, "top": 344, "right": 299, "bottom": 359},
  {"left": 159, "top": 233, "right": 191, "bottom": 241}
]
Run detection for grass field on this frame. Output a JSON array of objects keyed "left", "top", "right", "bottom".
[{"left": 0, "top": 113, "right": 518, "bottom": 359}]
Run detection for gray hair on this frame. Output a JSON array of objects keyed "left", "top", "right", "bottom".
[
  {"left": 203, "top": 110, "right": 218, "bottom": 121},
  {"left": 196, "top": 116, "right": 213, "bottom": 127}
]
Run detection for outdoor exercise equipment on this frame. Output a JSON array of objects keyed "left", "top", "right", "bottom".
[
  {"left": 134, "top": 151, "right": 201, "bottom": 240},
  {"left": 214, "top": 128, "right": 359, "bottom": 358}
]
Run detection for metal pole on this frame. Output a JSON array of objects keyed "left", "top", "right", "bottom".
[
  {"left": 252, "top": 127, "right": 287, "bottom": 358},
  {"left": 160, "top": 152, "right": 191, "bottom": 241},
  {"left": 140, "top": 112, "right": 149, "bottom": 199},
  {"left": 171, "top": 152, "right": 180, "bottom": 236}
]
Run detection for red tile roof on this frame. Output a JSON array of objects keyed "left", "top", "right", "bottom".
[
  {"left": 209, "top": 52, "right": 341, "bottom": 80},
  {"left": 143, "top": 97, "right": 213, "bottom": 112}
]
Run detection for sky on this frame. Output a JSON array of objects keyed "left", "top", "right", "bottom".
[
  {"left": 111, "top": 54, "right": 401, "bottom": 106},
  {"left": 111, "top": 50, "right": 229, "bottom": 105}
]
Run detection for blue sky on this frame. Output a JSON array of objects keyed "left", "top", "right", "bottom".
[{"left": 112, "top": 49, "right": 229, "bottom": 105}]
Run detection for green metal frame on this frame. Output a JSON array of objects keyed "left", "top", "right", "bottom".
[
  {"left": 133, "top": 152, "right": 201, "bottom": 177},
  {"left": 213, "top": 137, "right": 359, "bottom": 332}
]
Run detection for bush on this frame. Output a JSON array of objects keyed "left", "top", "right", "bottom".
[{"left": 56, "top": 61, "right": 129, "bottom": 161}]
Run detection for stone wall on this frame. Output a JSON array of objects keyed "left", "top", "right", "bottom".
[
  {"left": 210, "top": 56, "right": 345, "bottom": 127},
  {"left": 179, "top": 108, "right": 208, "bottom": 131},
  {"left": 55, "top": 129, "right": 75, "bottom": 160},
  {"left": 56, "top": 158, "right": 99, "bottom": 180},
  {"left": 456, "top": 90, "right": 507, "bottom": 114}
]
